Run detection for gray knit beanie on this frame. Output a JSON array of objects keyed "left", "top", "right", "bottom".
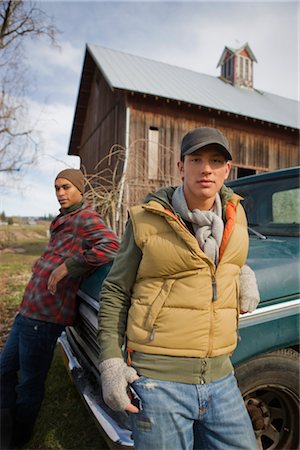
[{"left": 55, "top": 169, "right": 85, "bottom": 194}]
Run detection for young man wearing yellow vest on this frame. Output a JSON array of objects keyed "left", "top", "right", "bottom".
[{"left": 98, "top": 128, "right": 259, "bottom": 449}]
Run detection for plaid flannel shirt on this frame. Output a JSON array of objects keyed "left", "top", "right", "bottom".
[{"left": 19, "top": 203, "right": 119, "bottom": 325}]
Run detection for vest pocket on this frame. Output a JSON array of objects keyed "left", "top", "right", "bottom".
[
  {"left": 128, "top": 279, "right": 176, "bottom": 343},
  {"left": 144, "top": 279, "right": 175, "bottom": 332}
]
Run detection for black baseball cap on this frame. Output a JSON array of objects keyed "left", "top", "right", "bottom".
[{"left": 181, "top": 127, "right": 232, "bottom": 161}]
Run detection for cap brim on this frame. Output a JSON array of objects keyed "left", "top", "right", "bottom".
[{"left": 183, "top": 141, "right": 232, "bottom": 160}]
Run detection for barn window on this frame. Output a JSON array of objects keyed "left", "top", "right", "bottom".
[
  {"left": 238, "top": 56, "right": 251, "bottom": 82},
  {"left": 239, "top": 56, "right": 244, "bottom": 78},
  {"left": 245, "top": 59, "right": 249, "bottom": 80},
  {"left": 237, "top": 167, "right": 256, "bottom": 178},
  {"left": 222, "top": 58, "right": 232, "bottom": 79},
  {"left": 148, "top": 127, "right": 159, "bottom": 180},
  {"left": 226, "top": 58, "right": 232, "bottom": 78}
]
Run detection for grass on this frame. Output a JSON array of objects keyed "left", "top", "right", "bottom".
[
  {"left": 0, "top": 224, "right": 110, "bottom": 449},
  {"left": 0, "top": 246, "right": 44, "bottom": 347},
  {"left": 27, "top": 348, "right": 110, "bottom": 450}
]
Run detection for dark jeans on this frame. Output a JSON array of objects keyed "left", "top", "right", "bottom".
[{"left": 0, "top": 314, "right": 64, "bottom": 448}]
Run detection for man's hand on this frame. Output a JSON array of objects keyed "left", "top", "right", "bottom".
[
  {"left": 48, "top": 263, "right": 68, "bottom": 295},
  {"left": 99, "top": 358, "right": 140, "bottom": 413},
  {"left": 239, "top": 264, "right": 260, "bottom": 313}
]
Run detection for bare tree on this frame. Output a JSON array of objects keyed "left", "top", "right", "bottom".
[
  {"left": 83, "top": 145, "right": 127, "bottom": 236},
  {"left": 0, "top": 0, "right": 59, "bottom": 180},
  {"left": 83, "top": 140, "right": 180, "bottom": 237}
]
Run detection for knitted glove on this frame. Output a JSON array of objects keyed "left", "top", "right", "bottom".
[
  {"left": 99, "top": 358, "right": 139, "bottom": 411},
  {"left": 239, "top": 265, "right": 260, "bottom": 313}
]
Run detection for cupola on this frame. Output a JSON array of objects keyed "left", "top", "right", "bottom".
[{"left": 217, "top": 42, "right": 257, "bottom": 89}]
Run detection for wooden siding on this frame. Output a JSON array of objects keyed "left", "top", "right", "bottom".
[
  {"left": 120, "top": 94, "right": 299, "bottom": 214},
  {"left": 78, "top": 73, "right": 127, "bottom": 175}
]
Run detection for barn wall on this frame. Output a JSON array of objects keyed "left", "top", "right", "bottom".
[
  {"left": 78, "top": 72, "right": 127, "bottom": 175},
  {"left": 124, "top": 94, "right": 299, "bottom": 207}
]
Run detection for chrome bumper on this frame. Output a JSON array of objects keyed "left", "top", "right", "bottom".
[{"left": 58, "top": 332, "right": 134, "bottom": 448}]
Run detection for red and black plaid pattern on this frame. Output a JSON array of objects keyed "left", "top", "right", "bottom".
[{"left": 19, "top": 203, "right": 119, "bottom": 325}]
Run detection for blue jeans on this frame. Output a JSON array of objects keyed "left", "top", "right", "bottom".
[
  {"left": 130, "top": 372, "right": 257, "bottom": 450},
  {"left": 0, "top": 314, "right": 64, "bottom": 446}
]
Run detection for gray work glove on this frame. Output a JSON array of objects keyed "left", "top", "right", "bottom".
[
  {"left": 99, "top": 358, "right": 139, "bottom": 411},
  {"left": 239, "top": 265, "right": 260, "bottom": 313}
]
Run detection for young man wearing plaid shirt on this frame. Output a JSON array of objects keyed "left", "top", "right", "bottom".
[{"left": 0, "top": 169, "right": 119, "bottom": 449}]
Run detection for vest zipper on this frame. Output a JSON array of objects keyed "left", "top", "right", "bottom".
[
  {"left": 212, "top": 274, "right": 217, "bottom": 301},
  {"left": 149, "top": 329, "right": 156, "bottom": 341},
  {"left": 208, "top": 268, "right": 217, "bottom": 356}
]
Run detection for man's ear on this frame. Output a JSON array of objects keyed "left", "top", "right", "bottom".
[
  {"left": 224, "top": 161, "right": 231, "bottom": 180},
  {"left": 177, "top": 160, "right": 184, "bottom": 180}
]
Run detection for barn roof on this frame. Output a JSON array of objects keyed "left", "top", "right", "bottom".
[{"left": 87, "top": 44, "right": 298, "bottom": 130}]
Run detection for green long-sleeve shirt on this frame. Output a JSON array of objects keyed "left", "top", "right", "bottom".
[{"left": 98, "top": 188, "right": 233, "bottom": 384}]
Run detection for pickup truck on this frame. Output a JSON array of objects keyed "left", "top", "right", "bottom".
[{"left": 59, "top": 166, "right": 299, "bottom": 450}]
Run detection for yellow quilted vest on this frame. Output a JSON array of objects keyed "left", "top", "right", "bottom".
[{"left": 126, "top": 194, "right": 248, "bottom": 358}]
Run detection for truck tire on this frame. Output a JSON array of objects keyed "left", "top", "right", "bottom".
[{"left": 235, "top": 349, "right": 299, "bottom": 450}]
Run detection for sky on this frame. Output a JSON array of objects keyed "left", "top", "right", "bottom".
[{"left": 1, "top": 0, "right": 299, "bottom": 217}]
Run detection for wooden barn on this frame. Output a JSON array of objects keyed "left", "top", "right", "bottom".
[{"left": 68, "top": 42, "right": 299, "bottom": 232}]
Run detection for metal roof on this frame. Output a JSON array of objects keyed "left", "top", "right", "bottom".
[{"left": 88, "top": 44, "right": 299, "bottom": 130}]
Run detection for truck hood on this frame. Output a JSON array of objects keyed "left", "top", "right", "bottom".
[{"left": 246, "top": 236, "right": 299, "bottom": 303}]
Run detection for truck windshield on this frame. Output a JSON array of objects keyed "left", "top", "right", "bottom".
[{"left": 231, "top": 175, "right": 300, "bottom": 237}]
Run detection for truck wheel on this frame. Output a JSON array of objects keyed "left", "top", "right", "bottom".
[{"left": 235, "top": 349, "right": 299, "bottom": 450}]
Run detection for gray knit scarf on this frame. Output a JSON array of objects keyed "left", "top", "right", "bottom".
[{"left": 172, "top": 185, "right": 224, "bottom": 265}]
